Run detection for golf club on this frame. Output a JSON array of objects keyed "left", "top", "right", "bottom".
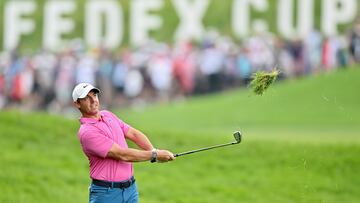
[{"left": 174, "top": 131, "right": 242, "bottom": 157}]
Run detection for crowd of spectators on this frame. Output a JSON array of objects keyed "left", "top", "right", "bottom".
[{"left": 1, "top": 20, "right": 360, "bottom": 115}]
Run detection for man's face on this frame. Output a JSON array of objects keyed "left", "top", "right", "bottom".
[{"left": 75, "top": 90, "right": 100, "bottom": 117}]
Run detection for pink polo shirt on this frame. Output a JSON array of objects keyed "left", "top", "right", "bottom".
[{"left": 78, "top": 110, "right": 133, "bottom": 182}]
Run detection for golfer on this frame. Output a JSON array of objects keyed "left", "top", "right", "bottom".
[{"left": 72, "top": 82, "right": 175, "bottom": 203}]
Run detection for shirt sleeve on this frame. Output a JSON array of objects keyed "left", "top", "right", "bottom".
[
  {"left": 79, "top": 129, "right": 114, "bottom": 158},
  {"left": 117, "top": 119, "right": 130, "bottom": 135},
  {"left": 107, "top": 111, "right": 131, "bottom": 135}
]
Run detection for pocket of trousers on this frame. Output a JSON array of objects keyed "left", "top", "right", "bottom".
[{"left": 90, "top": 184, "right": 109, "bottom": 195}]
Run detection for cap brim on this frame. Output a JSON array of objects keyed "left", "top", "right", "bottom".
[{"left": 77, "top": 87, "right": 100, "bottom": 100}]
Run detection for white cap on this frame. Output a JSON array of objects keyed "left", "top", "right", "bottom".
[{"left": 72, "top": 83, "right": 100, "bottom": 102}]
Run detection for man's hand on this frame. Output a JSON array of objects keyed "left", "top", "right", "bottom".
[{"left": 156, "top": 149, "right": 176, "bottom": 163}]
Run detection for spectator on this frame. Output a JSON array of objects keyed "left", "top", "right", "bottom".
[
  {"left": 112, "top": 54, "right": 129, "bottom": 93},
  {"left": 147, "top": 46, "right": 173, "bottom": 100},
  {"left": 53, "top": 50, "right": 76, "bottom": 112},
  {"left": 288, "top": 39, "right": 304, "bottom": 76},
  {"left": 198, "top": 42, "right": 224, "bottom": 93},
  {"left": 172, "top": 42, "right": 196, "bottom": 95},
  {"left": 124, "top": 67, "right": 144, "bottom": 99},
  {"left": 236, "top": 47, "right": 252, "bottom": 85},
  {"left": 75, "top": 52, "right": 97, "bottom": 85},
  {"left": 0, "top": 52, "right": 11, "bottom": 108},
  {"left": 304, "top": 30, "right": 322, "bottom": 74},
  {"left": 97, "top": 48, "right": 114, "bottom": 108},
  {"left": 322, "top": 37, "right": 339, "bottom": 71},
  {"left": 1, "top": 23, "right": 360, "bottom": 112},
  {"left": 32, "top": 49, "right": 57, "bottom": 108},
  {"left": 349, "top": 18, "right": 360, "bottom": 63}
]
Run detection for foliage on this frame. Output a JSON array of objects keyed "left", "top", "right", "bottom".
[{"left": 249, "top": 69, "right": 279, "bottom": 95}]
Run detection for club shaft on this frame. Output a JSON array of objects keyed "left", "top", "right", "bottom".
[{"left": 174, "top": 142, "right": 237, "bottom": 157}]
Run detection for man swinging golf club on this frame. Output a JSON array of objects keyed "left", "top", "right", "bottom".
[{"left": 72, "top": 83, "right": 175, "bottom": 203}]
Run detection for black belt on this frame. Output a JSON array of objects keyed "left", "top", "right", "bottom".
[{"left": 92, "top": 176, "right": 135, "bottom": 189}]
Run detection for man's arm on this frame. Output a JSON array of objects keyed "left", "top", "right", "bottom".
[
  {"left": 107, "top": 143, "right": 175, "bottom": 162},
  {"left": 107, "top": 143, "right": 152, "bottom": 162},
  {"left": 107, "top": 127, "right": 175, "bottom": 162},
  {"left": 125, "top": 127, "right": 154, "bottom": 151}
]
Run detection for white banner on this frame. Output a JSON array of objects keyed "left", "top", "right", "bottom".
[{"left": 1, "top": 0, "right": 358, "bottom": 51}]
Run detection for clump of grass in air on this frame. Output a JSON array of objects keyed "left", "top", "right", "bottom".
[{"left": 250, "top": 69, "right": 280, "bottom": 95}]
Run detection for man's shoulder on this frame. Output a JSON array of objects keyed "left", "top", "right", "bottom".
[
  {"left": 78, "top": 125, "right": 105, "bottom": 143},
  {"left": 79, "top": 125, "right": 100, "bottom": 135}
]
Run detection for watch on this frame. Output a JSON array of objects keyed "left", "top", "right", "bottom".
[{"left": 150, "top": 148, "right": 157, "bottom": 163}]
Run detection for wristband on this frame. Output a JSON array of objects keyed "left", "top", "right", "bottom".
[{"left": 150, "top": 148, "right": 157, "bottom": 163}]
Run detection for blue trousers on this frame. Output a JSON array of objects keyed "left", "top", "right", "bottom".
[{"left": 89, "top": 182, "right": 139, "bottom": 203}]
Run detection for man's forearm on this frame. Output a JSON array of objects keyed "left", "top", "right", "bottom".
[
  {"left": 107, "top": 144, "right": 175, "bottom": 163},
  {"left": 107, "top": 144, "right": 152, "bottom": 162}
]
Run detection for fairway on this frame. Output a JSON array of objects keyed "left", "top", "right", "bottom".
[{"left": 1, "top": 67, "right": 359, "bottom": 202}]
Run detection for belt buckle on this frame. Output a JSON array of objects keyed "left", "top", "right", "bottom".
[{"left": 104, "top": 177, "right": 134, "bottom": 189}]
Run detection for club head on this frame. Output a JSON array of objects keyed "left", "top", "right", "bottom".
[{"left": 233, "top": 131, "right": 242, "bottom": 143}]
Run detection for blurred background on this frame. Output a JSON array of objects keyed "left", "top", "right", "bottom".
[{"left": 0, "top": 0, "right": 359, "bottom": 202}]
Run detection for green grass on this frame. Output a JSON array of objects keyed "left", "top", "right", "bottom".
[{"left": 1, "top": 67, "right": 360, "bottom": 202}]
